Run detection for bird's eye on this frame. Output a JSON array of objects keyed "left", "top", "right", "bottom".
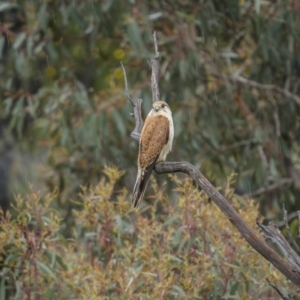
[{"left": 162, "top": 104, "right": 165, "bottom": 107}]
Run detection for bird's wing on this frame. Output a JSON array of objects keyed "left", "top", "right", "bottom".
[
  {"left": 139, "top": 115, "right": 170, "bottom": 169},
  {"left": 132, "top": 115, "right": 169, "bottom": 208}
]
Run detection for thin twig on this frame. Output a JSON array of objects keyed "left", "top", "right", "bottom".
[
  {"left": 130, "top": 98, "right": 143, "bottom": 141},
  {"left": 120, "top": 61, "right": 129, "bottom": 92},
  {"left": 258, "top": 221, "right": 300, "bottom": 274},
  {"left": 276, "top": 211, "right": 300, "bottom": 229},
  {"left": 283, "top": 204, "right": 300, "bottom": 252},
  {"left": 120, "top": 62, "right": 143, "bottom": 138},
  {"left": 231, "top": 74, "right": 300, "bottom": 106},
  {"left": 266, "top": 279, "right": 292, "bottom": 300},
  {"left": 243, "top": 178, "right": 293, "bottom": 198},
  {"left": 120, "top": 61, "right": 135, "bottom": 107},
  {"left": 150, "top": 31, "right": 160, "bottom": 102},
  {"left": 153, "top": 31, "right": 159, "bottom": 58}
]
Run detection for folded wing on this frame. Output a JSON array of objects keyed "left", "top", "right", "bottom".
[{"left": 132, "top": 115, "right": 170, "bottom": 208}]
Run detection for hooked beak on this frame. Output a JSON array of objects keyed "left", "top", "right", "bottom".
[{"left": 154, "top": 106, "right": 159, "bottom": 112}]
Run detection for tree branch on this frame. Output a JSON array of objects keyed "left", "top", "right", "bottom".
[
  {"left": 155, "top": 162, "right": 300, "bottom": 287},
  {"left": 276, "top": 211, "right": 300, "bottom": 229},
  {"left": 231, "top": 75, "right": 300, "bottom": 106},
  {"left": 149, "top": 31, "right": 160, "bottom": 103},
  {"left": 120, "top": 61, "right": 135, "bottom": 107},
  {"left": 266, "top": 279, "right": 293, "bottom": 300},
  {"left": 130, "top": 98, "right": 143, "bottom": 141},
  {"left": 122, "top": 32, "right": 161, "bottom": 139},
  {"left": 127, "top": 31, "right": 300, "bottom": 288},
  {"left": 242, "top": 178, "right": 293, "bottom": 198},
  {"left": 120, "top": 61, "right": 144, "bottom": 140},
  {"left": 257, "top": 221, "right": 300, "bottom": 274}
]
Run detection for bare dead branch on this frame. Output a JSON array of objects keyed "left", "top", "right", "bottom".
[
  {"left": 154, "top": 162, "right": 300, "bottom": 287},
  {"left": 130, "top": 98, "right": 143, "bottom": 141},
  {"left": 126, "top": 31, "right": 300, "bottom": 289},
  {"left": 153, "top": 31, "right": 159, "bottom": 58},
  {"left": 266, "top": 279, "right": 293, "bottom": 300},
  {"left": 283, "top": 204, "right": 300, "bottom": 252},
  {"left": 149, "top": 31, "right": 160, "bottom": 103},
  {"left": 120, "top": 61, "right": 135, "bottom": 107},
  {"left": 120, "top": 61, "right": 144, "bottom": 139},
  {"left": 243, "top": 178, "right": 293, "bottom": 198},
  {"left": 231, "top": 75, "right": 300, "bottom": 106},
  {"left": 257, "top": 221, "right": 300, "bottom": 274},
  {"left": 276, "top": 211, "right": 300, "bottom": 229}
]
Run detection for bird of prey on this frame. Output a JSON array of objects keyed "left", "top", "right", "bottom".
[{"left": 132, "top": 101, "right": 174, "bottom": 208}]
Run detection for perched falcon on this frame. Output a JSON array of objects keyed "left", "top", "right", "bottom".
[{"left": 132, "top": 101, "right": 174, "bottom": 208}]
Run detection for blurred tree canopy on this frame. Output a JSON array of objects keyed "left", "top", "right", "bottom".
[
  {"left": 1, "top": 0, "right": 300, "bottom": 221},
  {"left": 1, "top": 0, "right": 300, "bottom": 298}
]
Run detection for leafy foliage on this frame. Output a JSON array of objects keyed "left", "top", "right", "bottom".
[
  {"left": 1, "top": 0, "right": 300, "bottom": 220},
  {"left": 0, "top": 167, "right": 298, "bottom": 299},
  {"left": 1, "top": 1, "right": 300, "bottom": 297}
]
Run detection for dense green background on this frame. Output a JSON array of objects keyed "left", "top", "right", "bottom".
[
  {"left": 1, "top": 0, "right": 300, "bottom": 298},
  {"left": 1, "top": 0, "right": 300, "bottom": 219}
]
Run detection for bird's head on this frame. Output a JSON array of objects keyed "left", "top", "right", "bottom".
[{"left": 152, "top": 101, "right": 171, "bottom": 114}]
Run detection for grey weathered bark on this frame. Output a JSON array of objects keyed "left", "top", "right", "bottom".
[{"left": 149, "top": 31, "right": 160, "bottom": 103}]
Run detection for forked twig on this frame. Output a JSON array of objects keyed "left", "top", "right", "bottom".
[
  {"left": 266, "top": 279, "right": 292, "bottom": 300},
  {"left": 120, "top": 61, "right": 143, "bottom": 138},
  {"left": 257, "top": 221, "right": 300, "bottom": 273},
  {"left": 276, "top": 210, "right": 300, "bottom": 229}
]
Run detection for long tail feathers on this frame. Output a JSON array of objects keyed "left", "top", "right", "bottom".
[{"left": 132, "top": 164, "right": 155, "bottom": 208}]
